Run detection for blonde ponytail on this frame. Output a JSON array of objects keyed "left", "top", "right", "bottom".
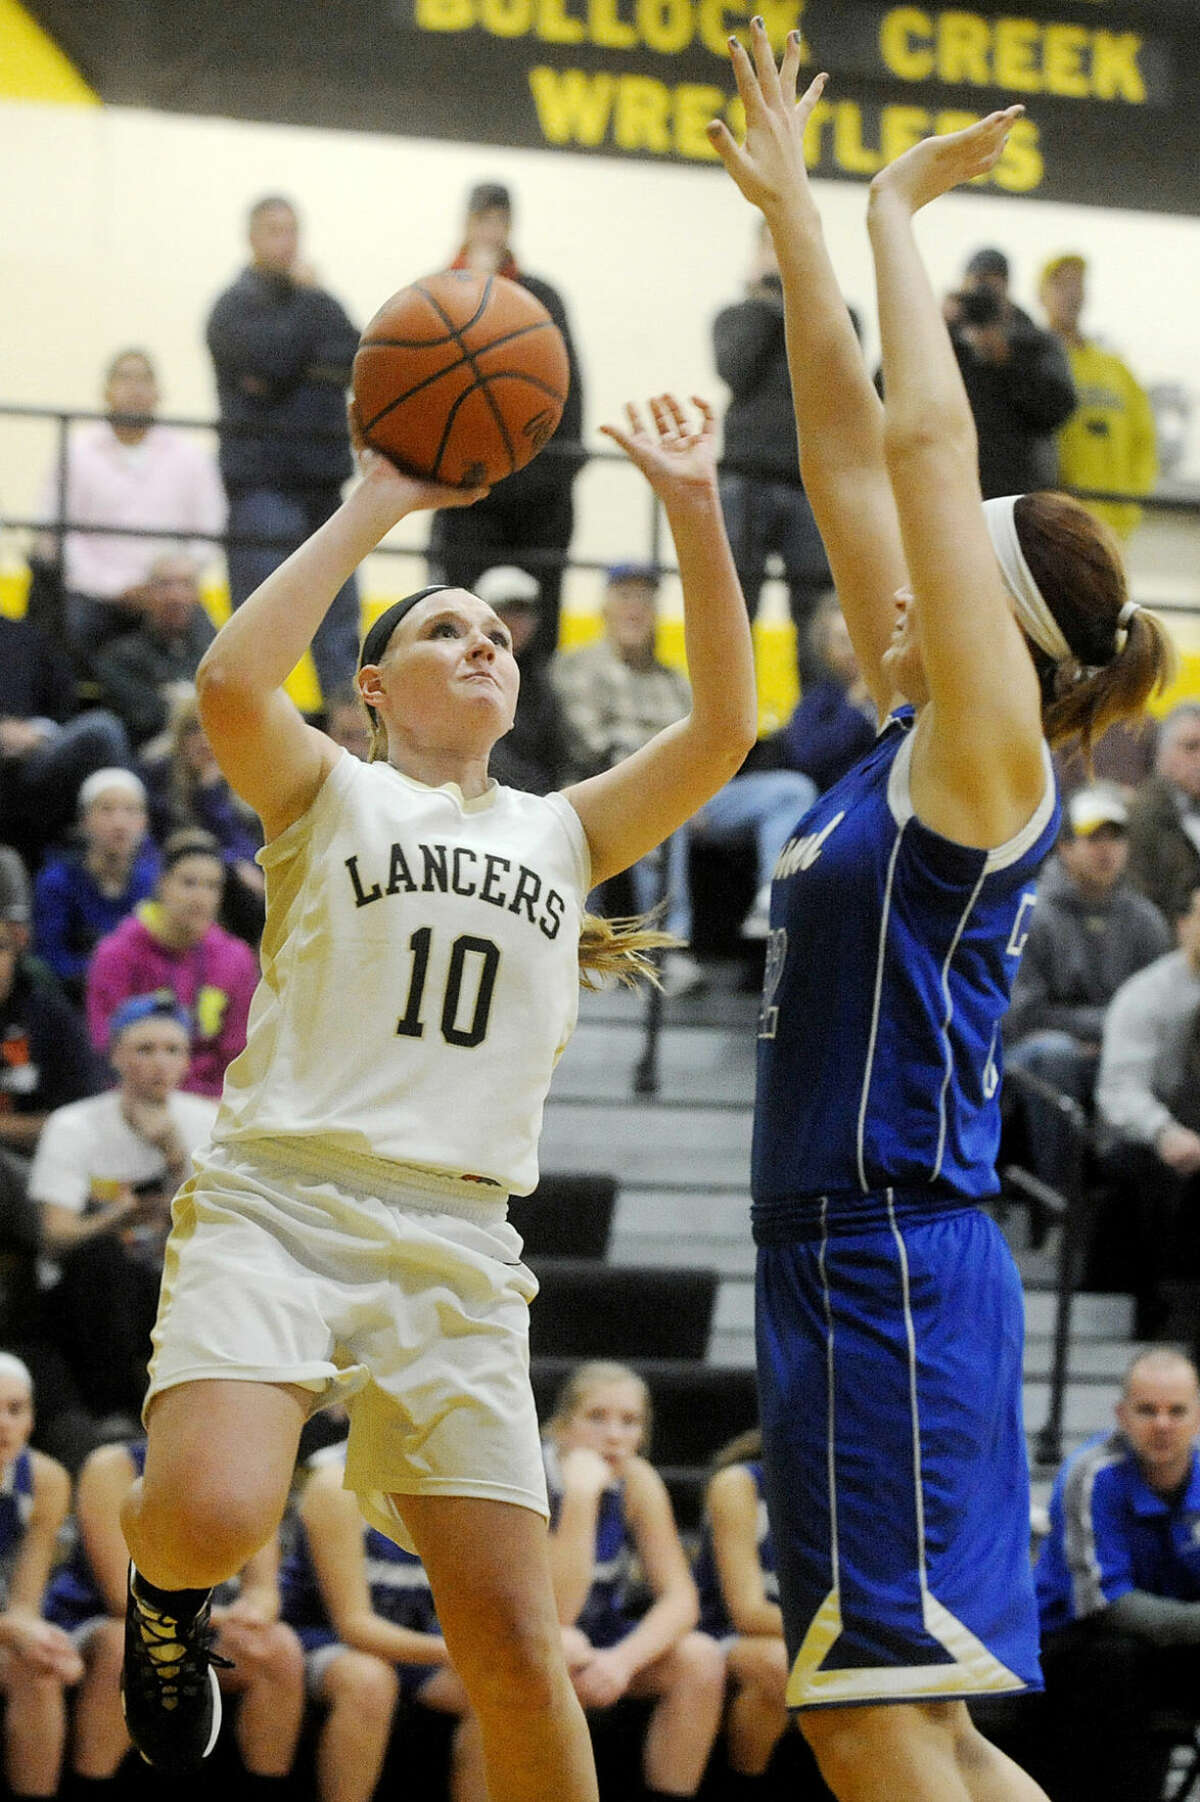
[{"left": 578, "top": 910, "right": 681, "bottom": 990}]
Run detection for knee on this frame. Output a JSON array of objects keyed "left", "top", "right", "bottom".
[
  {"left": 458, "top": 1614, "right": 564, "bottom": 1718},
  {"left": 326, "top": 1651, "right": 399, "bottom": 1726},
  {"left": 668, "top": 1632, "right": 727, "bottom": 1705},
  {"left": 242, "top": 1622, "right": 305, "bottom": 1686},
  {"left": 129, "top": 1477, "right": 282, "bottom": 1583}
]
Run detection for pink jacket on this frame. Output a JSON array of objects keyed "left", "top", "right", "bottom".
[{"left": 86, "top": 904, "right": 259, "bottom": 1098}]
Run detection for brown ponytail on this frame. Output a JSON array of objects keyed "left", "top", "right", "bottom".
[{"left": 1014, "top": 493, "right": 1177, "bottom": 759}]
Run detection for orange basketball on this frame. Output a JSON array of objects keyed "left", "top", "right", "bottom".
[{"left": 352, "top": 271, "right": 569, "bottom": 488}]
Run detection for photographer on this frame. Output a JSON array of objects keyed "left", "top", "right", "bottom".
[
  {"left": 712, "top": 219, "right": 842, "bottom": 681},
  {"left": 27, "top": 995, "right": 217, "bottom": 1432},
  {"left": 944, "top": 246, "right": 1076, "bottom": 497}
]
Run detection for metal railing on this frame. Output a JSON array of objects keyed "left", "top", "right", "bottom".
[
  {"left": 1001, "top": 1063, "right": 1094, "bottom": 1471},
  {"left": 5, "top": 400, "right": 1200, "bottom": 602}
]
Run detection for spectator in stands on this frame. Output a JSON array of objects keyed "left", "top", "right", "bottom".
[
  {"left": 1095, "top": 886, "right": 1200, "bottom": 1333},
  {"left": 771, "top": 593, "right": 876, "bottom": 794},
  {"left": 28, "top": 995, "right": 217, "bottom": 1430},
  {"left": 427, "top": 182, "right": 585, "bottom": 660},
  {"left": 1033, "top": 1348, "right": 1200, "bottom": 1802},
  {"left": 552, "top": 563, "right": 699, "bottom": 993},
  {"left": 206, "top": 195, "right": 361, "bottom": 702},
  {"left": 0, "top": 612, "right": 131, "bottom": 862},
  {"left": 31, "top": 347, "right": 226, "bottom": 666},
  {"left": 1, "top": 864, "right": 104, "bottom": 1158},
  {"left": 1004, "top": 784, "right": 1170, "bottom": 1194},
  {"left": 281, "top": 1446, "right": 486, "bottom": 1802},
  {"left": 553, "top": 565, "right": 814, "bottom": 983},
  {"left": 85, "top": 828, "right": 258, "bottom": 1097},
  {"left": 138, "top": 691, "right": 264, "bottom": 945},
  {"left": 92, "top": 551, "right": 216, "bottom": 749},
  {"left": 44, "top": 1439, "right": 304, "bottom": 1798},
  {"left": 475, "top": 564, "right": 567, "bottom": 794},
  {"left": 0, "top": 1352, "right": 83, "bottom": 1800},
  {"left": 544, "top": 1361, "right": 726, "bottom": 1802},
  {"left": 33, "top": 768, "right": 157, "bottom": 1007},
  {"left": 1039, "top": 254, "right": 1159, "bottom": 540},
  {"left": 321, "top": 686, "right": 371, "bottom": 761},
  {"left": 1125, "top": 703, "right": 1200, "bottom": 924},
  {"left": 712, "top": 221, "right": 834, "bottom": 681},
  {"left": 32, "top": 767, "right": 157, "bottom": 1007},
  {"left": 944, "top": 246, "right": 1076, "bottom": 498},
  {"left": 694, "top": 1428, "right": 791, "bottom": 1797}
]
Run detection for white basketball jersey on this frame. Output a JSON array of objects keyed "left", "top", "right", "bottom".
[{"left": 213, "top": 751, "right": 589, "bottom": 1194}]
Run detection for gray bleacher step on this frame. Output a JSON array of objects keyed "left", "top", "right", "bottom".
[
  {"left": 611, "top": 1188, "right": 754, "bottom": 1274},
  {"left": 1023, "top": 1381, "right": 1119, "bottom": 1435},
  {"left": 539, "top": 1101, "right": 752, "bottom": 1188},
  {"left": 553, "top": 1019, "right": 756, "bottom": 1106},
  {"left": 578, "top": 978, "right": 761, "bottom": 1034},
  {"left": 1024, "top": 1289, "right": 1134, "bottom": 1338}
]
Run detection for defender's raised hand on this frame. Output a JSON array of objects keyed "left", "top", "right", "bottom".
[
  {"left": 600, "top": 394, "right": 719, "bottom": 503},
  {"left": 707, "top": 17, "right": 827, "bottom": 217},
  {"left": 869, "top": 106, "right": 1024, "bottom": 216}
]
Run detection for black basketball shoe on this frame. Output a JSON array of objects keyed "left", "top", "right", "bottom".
[{"left": 121, "top": 1568, "right": 230, "bottom": 1772}]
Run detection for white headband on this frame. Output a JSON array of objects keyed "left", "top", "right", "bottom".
[{"left": 982, "top": 496, "right": 1072, "bottom": 664}]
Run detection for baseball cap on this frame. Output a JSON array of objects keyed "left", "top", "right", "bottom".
[
  {"left": 965, "top": 247, "right": 1010, "bottom": 281},
  {"left": 474, "top": 565, "right": 541, "bottom": 609},
  {"left": 79, "top": 767, "right": 146, "bottom": 811},
  {"left": 1040, "top": 252, "right": 1086, "bottom": 287},
  {"left": 605, "top": 562, "right": 659, "bottom": 589},
  {"left": 1066, "top": 784, "right": 1128, "bottom": 838},
  {"left": 0, "top": 847, "right": 31, "bottom": 925},
  {"left": 107, "top": 992, "right": 193, "bottom": 1048}
]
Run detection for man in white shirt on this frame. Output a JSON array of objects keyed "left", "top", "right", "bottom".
[{"left": 28, "top": 994, "right": 216, "bottom": 1428}]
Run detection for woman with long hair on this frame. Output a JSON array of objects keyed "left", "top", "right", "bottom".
[
  {"left": 709, "top": 34, "right": 1174, "bottom": 1802},
  {"left": 117, "top": 394, "right": 757, "bottom": 1802}
]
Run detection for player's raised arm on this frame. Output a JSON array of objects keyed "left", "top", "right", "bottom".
[
  {"left": 563, "top": 396, "right": 758, "bottom": 888},
  {"left": 709, "top": 24, "right": 906, "bottom": 710},
  {"left": 195, "top": 452, "right": 484, "bottom": 841}
]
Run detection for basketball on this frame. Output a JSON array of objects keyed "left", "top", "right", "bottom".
[{"left": 352, "top": 270, "right": 569, "bottom": 488}]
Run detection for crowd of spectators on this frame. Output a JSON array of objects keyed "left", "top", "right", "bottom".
[{"left": 0, "top": 183, "right": 1191, "bottom": 1801}]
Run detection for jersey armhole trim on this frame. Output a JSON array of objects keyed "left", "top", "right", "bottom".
[
  {"left": 548, "top": 790, "right": 594, "bottom": 897},
  {"left": 257, "top": 748, "right": 352, "bottom": 871},
  {"left": 886, "top": 732, "right": 1056, "bottom": 874}
]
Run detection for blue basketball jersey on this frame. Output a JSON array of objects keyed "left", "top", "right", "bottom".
[
  {"left": 753, "top": 709, "right": 1059, "bottom": 1213},
  {"left": 279, "top": 1515, "right": 437, "bottom": 1638},
  {"left": 44, "top": 1442, "right": 147, "bottom": 1631},
  {"left": 0, "top": 1448, "right": 34, "bottom": 1608},
  {"left": 544, "top": 1442, "right": 633, "bottom": 1648},
  {"left": 694, "top": 1460, "right": 778, "bottom": 1639}
]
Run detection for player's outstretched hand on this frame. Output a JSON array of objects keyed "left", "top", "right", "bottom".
[
  {"left": 600, "top": 394, "right": 718, "bottom": 505},
  {"left": 707, "top": 18, "right": 827, "bottom": 217},
  {"left": 869, "top": 107, "right": 1024, "bottom": 216},
  {"left": 349, "top": 400, "right": 489, "bottom": 517}
]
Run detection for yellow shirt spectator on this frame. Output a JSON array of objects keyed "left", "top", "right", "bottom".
[{"left": 1040, "top": 254, "right": 1159, "bottom": 539}]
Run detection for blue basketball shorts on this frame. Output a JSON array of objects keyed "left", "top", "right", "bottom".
[{"left": 754, "top": 1193, "right": 1043, "bottom": 1710}]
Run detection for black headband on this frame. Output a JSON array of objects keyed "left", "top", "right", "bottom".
[{"left": 358, "top": 585, "right": 452, "bottom": 675}]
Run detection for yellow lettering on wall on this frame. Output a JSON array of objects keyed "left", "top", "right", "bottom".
[
  {"left": 879, "top": 8, "right": 934, "bottom": 81},
  {"left": 587, "top": 0, "right": 636, "bottom": 48},
  {"left": 699, "top": 0, "right": 742, "bottom": 56},
  {"left": 1092, "top": 31, "right": 1145, "bottom": 103},
  {"left": 415, "top": 0, "right": 475, "bottom": 30},
  {"left": 993, "top": 18, "right": 1040, "bottom": 91},
  {"left": 880, "top": 104, "right": 930, "bottom": 164},
  {"left": 1043, "top": 24, "right": 1089, "bottom": 99},
  {"left": 635, "top": 0, "right": 692, "bottom": 53},
  {"left": 480, "top": 0, "right": 533, "bottom": 37},
  {"left": 536, "top": 0, "right": 585, "bottom": 44},
  {"left": 833, "top": 101, "right": 883, "bottom": 174},
  {"left": 614, "top": 73, "right": 672, "bottom": 148},
  {"left": 937, "top": 12, "right": 990, "bottom": 86},
  {"left": 993, "top": 115, "right": 1042, "bottom": 191},
  {"left": 528, "top": 65, "right": 616, "bottom": 142},
  {"left": 675, "top": 82, "right": 725, "bottom": 157},
  {"left": 758, "top": 0, "right": 804, "bottom": 55}
]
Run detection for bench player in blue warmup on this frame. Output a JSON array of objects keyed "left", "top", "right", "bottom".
[{"left": 709, "top": 30, "right": 1176, "bottom": 1802}]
